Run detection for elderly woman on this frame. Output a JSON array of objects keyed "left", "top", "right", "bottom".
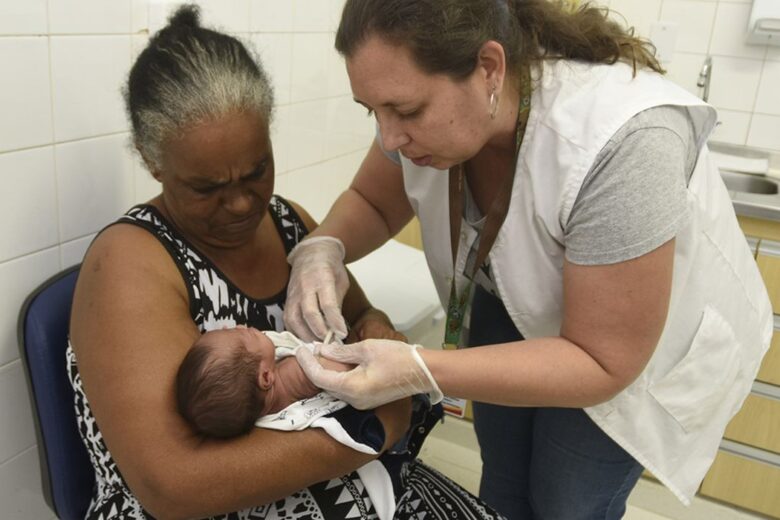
[{"left": 68, "top": 6, "right": 503, "bottom": 520}]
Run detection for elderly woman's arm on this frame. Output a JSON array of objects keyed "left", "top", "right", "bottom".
[{"left": 70, "top": 224, "right": 411, "bottom": 520}]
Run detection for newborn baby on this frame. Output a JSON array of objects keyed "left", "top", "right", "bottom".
[{"left": 176, "top": 326, "right": 351, "bottom": 438}]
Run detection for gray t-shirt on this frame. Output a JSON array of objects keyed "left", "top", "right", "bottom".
[{"left": 378, "top": 105, "right": 698, "bottom": 271}]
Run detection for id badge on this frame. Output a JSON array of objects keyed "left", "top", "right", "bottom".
[{"left": 443, "top": 279, "right": 472, "bottom": 349}]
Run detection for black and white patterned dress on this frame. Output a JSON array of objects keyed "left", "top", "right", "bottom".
[{"left": 66, "top": 196, "right": 505, "bottom": 520}]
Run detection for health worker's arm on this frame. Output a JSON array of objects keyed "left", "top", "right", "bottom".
[
  {"left": 299, "top": 238, "right": 673, "bottom": 409},
  {"left": 290, "top": 200, "right": 404, "bottom": 342},
  {"left": 315, "top": 140, "right": 414, "bottom": 262},
  {"left": 422, "top": 238, "right": 674, "bottom": 407},
  {"left": 283, "top": 142, "right": 414, "bottom": 340},
  {"left": 69, "top": 225, "right": 411, "bottom": 520}
]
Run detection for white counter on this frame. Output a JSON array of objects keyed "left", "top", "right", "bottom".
[{"left": 348, "top": 239, "right": 444, "bottom": 345}]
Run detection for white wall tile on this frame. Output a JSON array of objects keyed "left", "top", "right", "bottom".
[
  {"left": 0, "top": 247, "right": 61, "bottom": 367},
  {"left": 250, "top": 0, "right": 294, "bottom": 32},
  {"left": 147, "top": 1, "right": 249, "bottom": 35},
  {"left": 134, "top": 160, "right": 161, "bottom": 204},
  {"left": 710, "top": 109, "right": 751, "bottom": 145},
  {"left": 252, "top": 33, "right": 293, "bottom": 105},
  {"left": 195, "top": 0, "right": 250, "bottom": 34},
  {"left": 0, "top": 447, "right": 53, "bottom": 520},
  {"left": 147, "top": 0, "right": 182, "bottom": 34},
  {"left": 755, "top": 60, "right": 780, "bottom": 115},
  {"left": 747, "top": 114, "right": 780, "bottom": 150},
  {"left": 276, "top": 149, "right": 365, "bottom": 222},
  {"left": 48, "top": 0, "right": 131, "bottom": 34},
  {"left": 327, "top": 47, "right": 350, "bottom": 98},
  {"left": 0, "top": 362, "right": 37, "bottom": 464},
  {"left": 131, "top": 0, "right": 148, "bottom": 33},
  {"left": 50, "top": 36, "right": 131, "bottom": 142},
  {"left": 329, "top": 0, "right": 345, "bottom": 33},
  {"left": 294, "top": 0, "right": 333, "bottom": 32},
  {"left": 274, "top": 163, "right": 333, "bottom": 221},
  {"left": 665, "top": 52, "right": 709, "bottom": 96},
  {"left": 60, "top": 234, "right": 95, "bottom": 268},
  {"left": 707, "top": 55, "right": 763, "bottom": 112},
  {"left": 0, "top": 37, "right": 52, "bottom": 153},
  {"left": 271, "top": 104, "right": 291, "bottom": 175},
  {"left": 325, "top": 96, "right": 374, "bottom": 158},
  {"left": 291, "top": 33, "right": 332, "bottom": 102},
  {"left": 608, "top": 0, "right": 663, "bottom": 38},
  {"left": 0, "top": 148, "right": 58, "bottom": 263},
  {"left": 660, "top": 1, "right": 716, "bottom": 54},
  {"left": 56, "top": 135, "right": 134, "bottom": 242},
  {"left": 0, "top": 0, "right": 47, "bottom": 35},
  {"left": 286, "top": 99, "right": 328, "bottom": 170},
  {"left": 768, "top": 46, "right": 780, "bottom": 62},
  {"left": 131, "top": 33, "right": 149, "bottom": 62},
  {"left": 709, "top": 2, "right": 766, "bottom": 59}
]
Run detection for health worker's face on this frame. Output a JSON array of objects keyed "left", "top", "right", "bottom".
[
  {"left": 346, "top": 36, "right": 494, "bottom": 170},
  {"left": 154, "top": 111, "right": 274, "bottom": 249}
]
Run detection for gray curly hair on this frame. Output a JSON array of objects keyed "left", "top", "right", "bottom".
[{"left": 124, "top": 4, "right": 274, "bottom": 170}]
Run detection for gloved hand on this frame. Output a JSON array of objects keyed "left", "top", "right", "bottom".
[
  {"left": 295, "top": 339, "right": 443, "bottom": 410},
  {"left": 284, "top": 236, "right": 350, "bottom": 342}
]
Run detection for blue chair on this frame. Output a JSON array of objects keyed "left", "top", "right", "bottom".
[{"left": 17, "top": 265, "right": 94, "bottom": 520}]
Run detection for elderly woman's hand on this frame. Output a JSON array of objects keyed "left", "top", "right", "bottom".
[{"left": 346, "top": 308, "right": 407, "bottom": 343}]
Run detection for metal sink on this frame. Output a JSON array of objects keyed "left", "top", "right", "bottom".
[{"left": 721, "top": 171, "right": 779, "bottom": 195}]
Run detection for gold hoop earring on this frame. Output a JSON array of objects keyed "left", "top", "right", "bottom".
[{"left": 489, "top": 88, "right": 499, "bottom": 119}]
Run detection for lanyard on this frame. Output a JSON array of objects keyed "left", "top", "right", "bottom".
[{"left": 443, "top": 81, "right": 531, "bottom": 349}]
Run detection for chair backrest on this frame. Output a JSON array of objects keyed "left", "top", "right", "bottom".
[{"left": 17, "top": 265, "right": 94, "bottom": 520}]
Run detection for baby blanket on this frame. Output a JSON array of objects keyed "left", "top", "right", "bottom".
[{"left": 255, "top": 332, "right": 395, "bottom": 520}]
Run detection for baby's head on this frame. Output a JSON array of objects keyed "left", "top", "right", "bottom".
[{"left": 176, "top": 326, "right": 276, "bottom": 438}]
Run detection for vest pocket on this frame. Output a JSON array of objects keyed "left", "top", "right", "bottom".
[{"left": 648, "top": 306, "right": 741, "bottom": 433}]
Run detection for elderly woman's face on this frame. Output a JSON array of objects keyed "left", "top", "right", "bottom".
[
  {"left": 156, "top": 111, "right": 274, "bottom": 249},
  {"left": 347, "top": 35, "right": 493, "bottom": 170}
]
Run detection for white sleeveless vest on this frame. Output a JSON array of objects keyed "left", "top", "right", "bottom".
[{"left": 402, "top": 60, "right": 773, "bottom": 503}]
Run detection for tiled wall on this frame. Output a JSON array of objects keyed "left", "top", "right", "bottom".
[
  {"left": 0, "top": 1, "right": 372, "bottom": 518},
  {"left": 1, "top": 0, "right": 778, "bottom": 518},
  {"left": 602, "top": 0, "right": 780, "bottom": 152}
]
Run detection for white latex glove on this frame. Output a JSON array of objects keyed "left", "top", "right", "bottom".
[
  {"left": 295, "top": 339, "right": 443, "bottom": 410},
  {"left": 284, "top": 236, "right": 350, "bottom": 341}
]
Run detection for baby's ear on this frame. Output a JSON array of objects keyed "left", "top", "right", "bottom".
[{"left": 258, "top": 367, "right": 274, "bottom": 390}]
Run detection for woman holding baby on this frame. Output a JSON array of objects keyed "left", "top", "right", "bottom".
[{"left": 68, "top": 5, "right": 501, "bottom": 520}]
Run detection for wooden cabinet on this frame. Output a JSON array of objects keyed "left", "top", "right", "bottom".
[
  {"left": 756, "top": 240, "right": 780, "bottom": 314},
  {"left": 700, "top": 448, "right": 780, "bottom": 518},
  {"left": 723, "top": 391, "right": 780, "bottom": 455},
  {"left": 700, "top": 219, "right": 780, "bottom": 518},
  {"left": 739, "top": 216, "right": 780, "bottom": 243},
  {"left": 394, "top": 218, "right": 424, "bottom": 251},
  {"left": 758, "top": 319, "right": 780, "bottom": 386}
]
